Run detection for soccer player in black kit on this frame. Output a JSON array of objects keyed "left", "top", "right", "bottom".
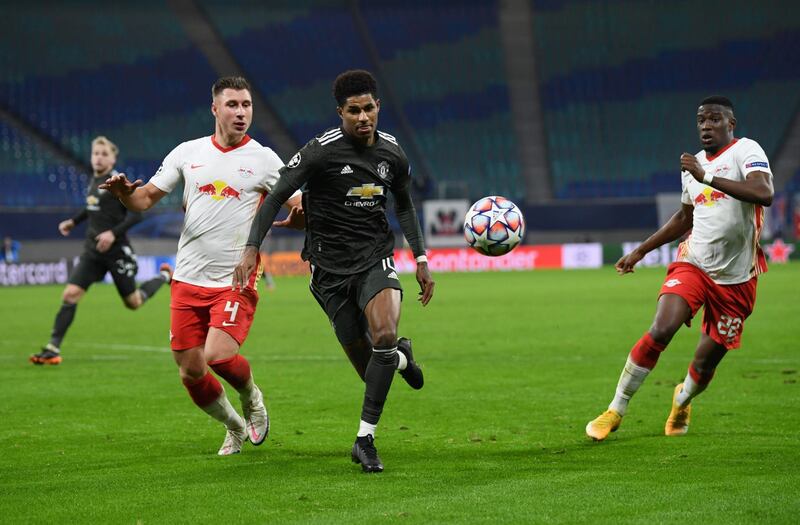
[
  {"left": 30, "top": 136, "right": 171, "bottom": 365},
  {"left": 233, "top": 70, "right": 434, "bottom": 472}
]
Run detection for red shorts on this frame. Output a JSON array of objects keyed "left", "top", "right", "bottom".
[
  {"left": 169, "top": 280, "right": 259, "bottom": 351},
  {"left": 659, "top": 262, "right": 757, "bottom": 350}
]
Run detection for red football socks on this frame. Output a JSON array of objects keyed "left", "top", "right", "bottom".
[
  {"left": 209, "top": 354, "right": 252, "bottom": 390},
  {"left": 182, "top": 371, "right": 223, "bottom": 408},
  {"left": 629, "top": 332, "right": 667, "bottom": 369}
]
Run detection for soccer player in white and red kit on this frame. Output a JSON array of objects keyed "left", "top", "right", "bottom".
[
  {"left": 586, "top": 96, "right": 774, "bottom": 441},
  {"left": 101, "top": 77, "right": 302, "bottom": 455}
]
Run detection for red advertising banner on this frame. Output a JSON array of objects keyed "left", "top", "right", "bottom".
[
  {"left": 393, "top": 246, "right": 563, "bottom": 273},
  {"left": 259, "top": 245, "right": 578, "bottom": 277}
]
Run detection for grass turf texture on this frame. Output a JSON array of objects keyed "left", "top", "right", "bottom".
[{"left": 1, "top": 264, "right": 798, "bottom": 524}]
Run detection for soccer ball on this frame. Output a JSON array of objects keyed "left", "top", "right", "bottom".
[{"left": 463, "top": 196, "right": 525, "bottom": 256}]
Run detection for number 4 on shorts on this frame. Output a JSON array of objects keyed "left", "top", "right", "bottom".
[{"left": 223, "top": 301, "right": 240, "bottom": 326}]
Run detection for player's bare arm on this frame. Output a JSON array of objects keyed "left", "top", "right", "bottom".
[
  {"left": 99, "top": 174, "right": 167, "bottom": 211},
  {"left": 616, "top": 203, "right": 693, "bottom": 275},
  {"left": 680, "top": 153, "right": 773, "bottom": 206}
]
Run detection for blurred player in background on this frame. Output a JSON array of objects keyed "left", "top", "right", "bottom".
[
  {"left": 30, "top": 136, "right": 171, "bottom": 366},
  {"left": 101, "top": 77, "right": 302, "bottom": 455},
  {"left": 3, "top": 235, "right": 20, "bottom": 263},
  {"left": 233, "top": 69, "right": 434, "bottom": 473},
  {"left": 259, "top": 231, "right": 277, "bottom": 291},
  {"left": 586, "top": 96, "right": 773, "bottom": 440}
]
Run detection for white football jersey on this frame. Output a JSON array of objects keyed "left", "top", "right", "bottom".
[
  {"left": 150, "top": 135, "right": 282, "bottom": 287},
  {"left": 677, "top": 137, "right": 771, "bottom": 284}
]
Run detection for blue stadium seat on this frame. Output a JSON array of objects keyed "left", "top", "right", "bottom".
[
  {"left": 532, "top": 0, "right": 800, "bottom": 198},
  {"left": 0, "top": 3, "right": 221, "bottom": 208}
]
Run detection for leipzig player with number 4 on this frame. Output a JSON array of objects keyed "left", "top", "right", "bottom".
[
  {"left": 101, "top": 77, "right": 302, "bottom": 456},
  {"left": 586, "top": 96, "right": 773, "bottom": 441}
]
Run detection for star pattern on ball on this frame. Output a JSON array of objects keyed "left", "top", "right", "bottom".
[
  {"left": 464, "top": 196, "right": 525, "bottom": 257},
  {"left": 489, "top": 201, "right": 509, "bottom": 226}
]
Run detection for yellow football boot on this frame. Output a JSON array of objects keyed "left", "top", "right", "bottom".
[
  {"left": 665, "top": 383, "right": 692, "bottom": 436},
  {"left": 585, "top": 409, "right": 622, "bottom": 441}
]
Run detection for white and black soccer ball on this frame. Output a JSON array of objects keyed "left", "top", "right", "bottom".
[{"left": 463, "top": 196, "right": 525, "bottom": 257}]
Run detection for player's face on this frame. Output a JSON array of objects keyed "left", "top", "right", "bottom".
[
  {"left": 91, "top": 144, "right": 116, "bottom": 175},
  {"left": 696, "top": 104, "right": 736, "bottom": 153},
  {"left": 212, "top": 88, "right": 253, "bottom": 140},
  {"left": 338, "top": 94, "right": 380, "bottom": 144}
]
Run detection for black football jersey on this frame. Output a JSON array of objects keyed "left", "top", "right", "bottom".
[
  {"left": 284, "top": 127, "right": 411, "bottom": 274},
  {"left": 73, "top": 171, "right": 142, "bottom": 252}
]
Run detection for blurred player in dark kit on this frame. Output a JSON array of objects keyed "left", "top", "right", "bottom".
[{"left": 31, "top": 136, "right": 171, "bottom": 365}]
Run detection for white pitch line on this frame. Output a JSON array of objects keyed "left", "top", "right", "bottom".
[
  {"left": 0, "top": 339, "right": 169, "bottom": 353},
  {"left": 1, "top": 339, "right": 342, "bottom": 362}
]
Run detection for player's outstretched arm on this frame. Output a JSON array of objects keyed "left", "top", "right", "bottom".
[
  {"left": 99, "top": 174, "right": 166, "bottom": 211},
  {"left": 616, "top": 203, "right": 693, "bottom": 275},
  {"left": 680, "top": 153, "right": 773, "bottom": 206}
]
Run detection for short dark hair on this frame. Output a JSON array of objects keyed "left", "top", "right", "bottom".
[
  {"left": 333, "top": 70, "right": 378, "bottom": 106},
  {"left": 700, "top": 95, "right": 734, "bottom": 112},
  {"left": 212, "top": 76, "right": 251, "bottom": 98}
]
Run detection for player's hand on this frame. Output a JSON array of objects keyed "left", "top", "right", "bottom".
[
  {"left": 58, "top": 219, "right": 75, "bottom": 237},
  {"left": 232, "top": 246, "right": 259, "bottom": 291},
  {"left": 99, "top": 173, "right": 142, "bottom": 198},
  {"left": 95, "top": 230, "right": 116, "bottom": 253},
  {"left": 416, "top": 262, "right": 435, "bottom": 306},
  {"left": 273, "top": 205, "right": 305, "bottom": 230},
  {"left": 615, "top": 249, "right": 644, "bottom": 275},
  {"left": 680, "top": 153, "right": 706, "bottom": 183}
]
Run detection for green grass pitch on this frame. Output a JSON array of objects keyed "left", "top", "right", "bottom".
[{"left": 1, "top": 264, "right": 798, "bottom": 523}]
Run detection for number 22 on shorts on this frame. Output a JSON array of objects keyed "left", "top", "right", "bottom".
[
  {"left": 222, "top": 301, "right": 240, "bottom": 326},
  {"left": 717, "top": 314, "right": 742, "bottom": 345}
]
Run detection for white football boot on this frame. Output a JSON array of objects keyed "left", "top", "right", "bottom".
[
  {"left": 242, "top": 386, "right": 270, "bottom": 446},
  {"left": 218, "top": 425, "right": 247, "bottom": 456}
]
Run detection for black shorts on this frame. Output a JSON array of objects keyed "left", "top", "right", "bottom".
[
  {"left": 68, "top": 244, "right": 139, "bottom": 297},
  {"left": 309, "top": 256, "right": 403, "bottom": 345}
]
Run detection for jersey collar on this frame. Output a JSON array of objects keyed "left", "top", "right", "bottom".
[
  {"left": 704, "top": 138, "right": 738, "bottom": 162},
  {"left": 341, "top": 126, "right": 379, "bottom": 149},
  {"left": 211, "top": 134, "right": 251, "bottom": 153}
]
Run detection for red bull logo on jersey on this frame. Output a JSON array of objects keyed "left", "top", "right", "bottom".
[
  {"left": 693, "top": 187, "right": 729, "bottom": 207},
  {"left": 713, "top": 164, "right": 731, "bottom": 176},
  {"left": 195, "top": 180, "right": 242, "bottom": 201}
]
